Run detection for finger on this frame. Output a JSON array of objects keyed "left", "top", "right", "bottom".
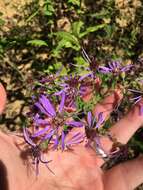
[
  {"left": 110, "top": 99, "right": 143, "bottom": 143},
  {"left": 0, "top": 83, "right": 6, "bottom": 114},
  {"left": 93, "top": 88, "right": 123, "bottom": 121},
  {"left": 104, "top": 155, "right": 143, "bottom": 190},
  {"left": 101, "top": 99, "right": 143, "bottom": 152}
]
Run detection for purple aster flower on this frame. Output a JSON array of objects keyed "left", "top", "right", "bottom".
[
  {"left": 23, "top": 127, "right": 53, "bottom": 176},
  {"left": 32, "top": 94, "right": 84, "bottom": 150},
  {"left": 98, "top": 60, "right": 133, "bottom": 74},
  {"left": 87, "top": 111, "right": 104, "bottom": 130},
  {"left": 128, "top": 89, "right": 143, "bottom": 115},
  {"left": 50, "top": 120, "right": 84, "bottom": 150},
  {"left": 54, "top": 75, "right": 81, "bottom": 109},
  {"left": 85, "top": 112, "right": 108, "bottom": 159}
]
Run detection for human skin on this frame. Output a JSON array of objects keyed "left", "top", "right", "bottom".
[{"left": 0, "top": 83, "right": 143, "bottom": 190}]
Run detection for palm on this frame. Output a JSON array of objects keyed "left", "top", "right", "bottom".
[
  {"left": 1, "top": 84, "right": 143, "bottom": 190},
  {"left": 0, "top": 134, "right": 137, "bottom": 190}
]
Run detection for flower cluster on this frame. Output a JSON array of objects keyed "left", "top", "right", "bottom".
[{"left": 23, "top": 49, "right": 140, "bottom": 175}]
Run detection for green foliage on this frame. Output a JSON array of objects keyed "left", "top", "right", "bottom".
[
  {"left": 27, "top": 39, "right": 48, "bottom": 47},
  {"left": 67, "top": 0, "right": 81, "bottom": 7},
  {"left": 43, "top": 0, "right": 55, "bottom": 16},
  {"left": 78, "top": 24, "right": 106, "bottom": 38},
  {"left": 52, "top": 31, "right": 80, "bottom": 57}
]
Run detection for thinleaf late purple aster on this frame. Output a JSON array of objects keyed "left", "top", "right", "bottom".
[
  {"left": 98, "top": 61, "right": 132, "bottom": 74},
  {"left": 86, "top": 112, "right": 104, "bottom": 129}
]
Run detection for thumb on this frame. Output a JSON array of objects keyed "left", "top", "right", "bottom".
[{"left": 0, "top": 83, "right": 7, "bottom": 114}]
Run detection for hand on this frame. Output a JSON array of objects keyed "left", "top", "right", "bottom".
[{"left": 0, "top": 84, "right": 143, "bottom": 190}]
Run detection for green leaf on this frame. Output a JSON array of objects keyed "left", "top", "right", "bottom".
[
  {"left": 79, "top": 24, "right": 106, "bottom": 38},
  {"left": 56, "top": 31, "right": 79, "bottom": 45},
  {"left": 72, "top": 21, "right": 84, "bottom": 37},
  {"left": 68, "top": 0, "right": 80, "bottom": 6},
  {"left": 27, "top": 40, "right": 48, "bottom": 47},
  {"left": 74, "top": 56, "right": 88, "bottom": 66},
  {"left": 53, "top": 31, "right": 80, "bottom": 53},
  {"left": 43, "top": 0, "right": 55, "bottom": 16},
  {"left": 89, "top": 10, "right": 109, "bottom": 19}
]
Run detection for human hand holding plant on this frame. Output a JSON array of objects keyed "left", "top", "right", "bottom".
[{"left": 1, "top": 84, "right": 143, "bottom": 190}]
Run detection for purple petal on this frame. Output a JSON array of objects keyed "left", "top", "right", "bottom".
[
  {"left": 79, "top": 86, "right": 89, "bottom": 96},
  {"left": 35, "top": 118, "right": 49, "bottom": 125},
  {"left": 33, "top": 114, "right": 49, "bottom": 126},
  {"left": 80, "top": 86, "right": 89, "bottom": 91},
  {"left": 112, "top": 61, "right": 120, "bottom": 69},
  {"left": 59, "top": 91, "right": 66, "bottom": 113},
  {"left": 108, "top": 62, "right": 115, "bottom": 69},
  {"left": 61, "top": 131, "right": 65, "bottom": 150},
  {"left": 23, "top": 127, "right": 36, "bottom": 147},
  {"left": 95, "top": 112, "right": 104, "bottom": 128},
  {"left": 130, "top": 95, "right": 142, "bottom": 101},
  {"left": 39, "top": 95, "right": 56, "bottom": 117},
  {"left": 32, "top": 126, "right": 51, "bottom": 138},
  {"left": 98, "top": 112, "right": 104, "bottom": 123},
  {"left": 35, "top": 102, "right": 49, "bottom": 116},
  {"left": 66, "top": 121, "right": 84, "bottom": 127},
  {"left": 66, "top": 132, "right": 84, "bottom": 145},
  {"left": 133, "top": 96, "right": 142, "bottom": 104},
  {"left": 98, "top": 66, "right": 112, "bottom": 73},
  {"left": 87, "top": 112, "right": 92, "bottom": 126},
  {"left": 54, "top": 89, "right": 64, "bottom": 96},
  {"left": 42, "top": 129, "right": 55, "bottom": 141},
  {"left": 94, "top": 136, "right": 101, "bottom": 147},
  {"left": 121, "top": 64, "right": 133, "bottom": 72},
  {"left": 79, "top": 73, "right": 92, "bottom": 81},
  {"left": 52, "top": 135, "right": 59, "bottom": 150}
]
